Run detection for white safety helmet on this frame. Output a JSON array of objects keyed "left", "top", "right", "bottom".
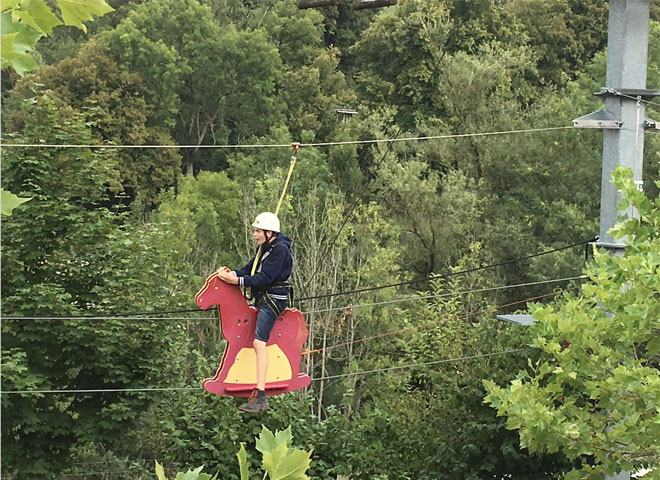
[{"left": 252, "top": 212, "right": 280, "bottom": 233}]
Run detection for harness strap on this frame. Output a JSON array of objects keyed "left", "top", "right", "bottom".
[
  {"left": 256, "top": 281, "right": 294, "bottom": 315},
  {"left": 258, "top": 292, "right": 284, "bottom": 317},
  {"left": 270, "top": 281, "right": 294, "bottom": 304}
]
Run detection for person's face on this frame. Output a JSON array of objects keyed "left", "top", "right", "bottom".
[{"left": 253, "top": 228, "right": 268, "bottom": 245}]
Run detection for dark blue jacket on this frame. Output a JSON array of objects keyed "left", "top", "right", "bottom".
[{"left": 234, "top": 234, "right": 293, "bottom": 303}]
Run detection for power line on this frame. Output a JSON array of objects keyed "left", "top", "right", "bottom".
[
  {"left": 2, "top": 274, "right": 586, "bottom": 321},
  {"left": 302, "top": 275, "right": 586, "bottom": 315},
  {"left": 0, "top": 125, "right": 573, "bottom": 150},
  {"left": 70, "top": 459, "right": 155, "bottom": 465},
  {"left": 1, "top": 315, "right": 215, "bottom": 321},
  {"left": 3, "top": 308, "right": 200, "bottom": 319},
  {"left": 301, "top": 126, "right": 572, "bottom": 147},
  {"left": 2, "top": 238, "right": 591, "bottom": 320},
  {"left": 302, "top": 285, "right": 577, "bottom": 356},
  {"left": 3, "top": 283, "right": 576, "bottom": 395},
  {"left": 607, "top": 89, "right": 660, "bottom": 109},
  {"left": 312, "top": 348, "right": 530, "bottom": 381},
  {"left": 0, "top": 348, "right": 529, "bottom": 395},
  {"left": 296, "top": 237, "right": 594, "bottom": 302},
  {"left": 0, "top": 386, "right": 200, "bottom": 395}
]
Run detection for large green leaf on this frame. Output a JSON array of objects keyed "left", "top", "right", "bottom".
[
  {"left": 55, "top": 0, "right": 113, "bottom": 33},
  {"left": 155, "top": 460, "right": 168, "bottom": 480},
  {"left": 174, "top": 466, "right": 204, "bottom": 480},
  {"left": 1, "top": 0, "right": 21, "bottom": 13},
  {"left": 257, "top": 426, "right": 311, "bottom": 480},
  {"left": 2, "top": 11, "right": 43, "bottom": 48},
  {"left": 12, "top": 0, "right": 62, "bottom": 34},
  {"left": 1, "top": 32, "right": 19, "bottom": 67},
  {"left": 256, "top": 425, "right": 293, "bottom": 453},
  {"left": 1, "top": 188, "right": 32, "bottom": 216},
  {"left": 173, "top": 466, "right": 217, "bottom": 480},
  {"left": 237, "top": 443, "right": 249, "bottom": 480},
  {"left": 1, "top": 11, "right": 41, "bottom": 74},
  {"left": 262, "top": 443, "right": 290, "bottom": 477},
  {"left": 263, "top": 447, "right": 312, "bottom": 480}
]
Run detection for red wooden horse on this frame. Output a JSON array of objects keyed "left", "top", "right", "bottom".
[{"left": 195, "top": 274, "right": 311, "bottom": 397}]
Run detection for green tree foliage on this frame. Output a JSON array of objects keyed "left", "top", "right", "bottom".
[
  {"left": 374, "top": 152, "right": 492, "bottom": 276},
  {"left": 324, "top": 252, "right": 576, "bottom": 479},
  {"left": 1, "top": 95, "right": 192, "bottom": 478},
  {"left": 105, "top": 0, "right": 284, "bottom": 174},
  {"left": 5, "top": 38, "right": 181, "bottom": 205},
  {"left": 156, "top": 460, "right": 217, "bottom": 480},
  {"left": 484, "top": 167, "right": 660, "bottom": 479},
  {"left": 350, "top": 0, "right": 452, "bottom": 127},
  {"left": 280, "top": 46, "right": 357, "bottom": 141},
  {"left": 154, "top": 171, "right": 243, "bottom": 277},
  {"left": 441, "top": 0, "right": 609, "bottom": 87},
  {"left": 504, "top": 0, "right": 608, "bottom": 86},
  {"left": 253, "top": 0, "right": 326, "bottom": 68},
  {"left": 250, "top": 1, "right": 358, "bottom": 141},
  {"left": 3, "top": 2, "right": 659, "bottom": 479}
]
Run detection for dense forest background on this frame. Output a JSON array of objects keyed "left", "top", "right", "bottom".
[{"left": 2, "top": 0, "right": 660, "bottom": 479}]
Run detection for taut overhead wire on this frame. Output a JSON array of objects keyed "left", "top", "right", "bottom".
[
  {"left": 2, "top": 274, "right": 586, "bottom": 321},
  {"left": 302, "top": 285, "right": 581, "bottom": 356},
  {"left": 0, "top": 125, "right": 572, "bottom": 149},
  {"left": 296, "top": 237, "right": 594, "bottom": 302},
  {"left": 0, "top": 348, "right": 530, "bottom": 395},
  {"left": 313, "top": 348, "right": 530, "bottom": 381},
  {"left": 302, "top": 275, "right": 586, "bottom": 315}
]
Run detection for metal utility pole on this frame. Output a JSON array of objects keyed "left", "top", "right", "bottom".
[
  {"left": 573, "top": 2, "right": 658, "bottom": 479},
  {"left": 574, "top": 0, "right": 659, "bottom": 252}
]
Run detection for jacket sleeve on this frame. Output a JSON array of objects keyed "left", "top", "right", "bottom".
[
  {"left": 238, "top": 245, "right": 287, "bottom": 289},
  {"left": 234, "top": 255, "right": 256, "bottom": 278}
]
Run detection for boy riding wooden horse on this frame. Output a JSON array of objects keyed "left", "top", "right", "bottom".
[{"left": 216, "top": 212, "right": 293, "bottom": 413}]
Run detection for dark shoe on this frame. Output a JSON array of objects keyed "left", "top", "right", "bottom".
[{"left": 239, "top": 389, "right": 268, "bottom": 413}]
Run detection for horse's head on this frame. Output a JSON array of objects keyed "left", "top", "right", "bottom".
[{"left": 195, "top": 274, "right": 249, "bottom": 314}]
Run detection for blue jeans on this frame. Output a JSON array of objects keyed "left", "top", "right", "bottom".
[{"left": 254, "top": 299, "right": 287, "bottom": 342}]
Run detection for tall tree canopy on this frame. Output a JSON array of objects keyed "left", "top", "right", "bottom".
[{"left": 2, "top": 1, "right": 660, "bottom": 479}]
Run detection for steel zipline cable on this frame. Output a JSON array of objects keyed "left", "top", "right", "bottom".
[
  {"left": 606, "top": 88, "right": 660, "bottom": 109},
  {"left": 313, "top": 348, "right": 531, "bottom": 382},
  {"left": 302, "top": 275, "right": 586, "bottom": 315},
  {"left": 295, "top": 237, "right": 594, "bottom": 302},
  {"left": 0, "top": 348, "right": 532, "bottom": 395},
  {"left": 1, "top": 274, "right": 586, "bottom": 321},
  {"left": 0, "top": 266, "right": 587, "bottom": 321},
  {"left": 2, "top": 237, "right": 593, "bottom": 320},
  {"left": 0, "top": 275, "right": 588, "bottom": 321},
  {"left": 1, "top": 284, "right": 581, "bottom": 395},
  {"left": 301, "top": 283, "right": 580, "bottom": 356},
  {"left": 0, "top": 125, "right": 573, "bottom": 149}
]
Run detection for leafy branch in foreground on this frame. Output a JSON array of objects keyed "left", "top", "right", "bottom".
[
  {"left": 484, "top": 166, "right": 660, "bottom": 480},
  {"left": 0, "top": 188, "right": 31, "bottom": 216},
  {"left": 1, "top": 0, "right": 112, "bottom": 75},
  {"left": 155, "top": 425, "right": 313, "bottom": 480}
]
